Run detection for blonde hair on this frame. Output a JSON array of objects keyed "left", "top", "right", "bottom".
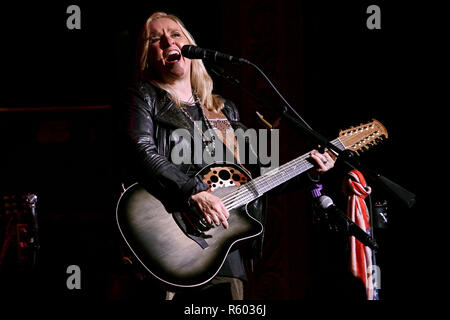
[{"left": 136, "top": 12, "right": 224, "bottom": 112}]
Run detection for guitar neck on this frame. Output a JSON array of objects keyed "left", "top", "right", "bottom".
[{"left": 222, "top": 138, "right": 345, "bottom": 210}]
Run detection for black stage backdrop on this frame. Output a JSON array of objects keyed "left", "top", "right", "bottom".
[{"left": 0, "top": 0, "right": 438, "bottom": 303}]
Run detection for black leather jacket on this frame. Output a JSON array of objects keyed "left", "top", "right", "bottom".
[{"left": 122, "top": 81, "right": 266, "bottom": 257}]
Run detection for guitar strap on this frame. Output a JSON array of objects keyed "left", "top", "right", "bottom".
[{"left": 203, "top": 108, "right": 252, "bottom": 177}]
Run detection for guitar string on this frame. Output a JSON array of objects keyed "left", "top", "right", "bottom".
[
  {"left": 220, "top": 138, "right": 345, "bottom": 210},
  {"left": 221, "top": 155, "right": 309, "bottom": 205},
  {"left": 225, "top": 167, "right": 311, "bottom": 209},
  {"left": 220, "top": 154, "right": 316, "bottom": 209},
  {"left": 221, "top": 137, "right": 335, "bottom": 205},
  {"left": 221, "top": 147, "right": 315, "bottom": 206},
  {"left": 222, "top": 163, "right": 312, "bottom": 210},
  {"left": 220, "top": 132, "right": 378, "bottom": 209},
  {"left": 221, "top": 153, "right": 313, "bottom": 209}
]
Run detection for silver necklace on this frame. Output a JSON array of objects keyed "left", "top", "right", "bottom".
[
  {"left": 180, "top": 94, "right": 197, "bottom": 106},
  {"left": 179, "top": 96, "right": 216, "bottom": 156}
]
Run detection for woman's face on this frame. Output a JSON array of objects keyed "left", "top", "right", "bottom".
[{"left": 147, "top": 17, "right": 191, "bottom": 82}]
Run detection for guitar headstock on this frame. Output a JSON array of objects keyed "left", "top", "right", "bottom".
[{"left": 338, "top": 119, "right": 388, "bottom": 154}]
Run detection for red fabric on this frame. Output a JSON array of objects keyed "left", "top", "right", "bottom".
[{"left": 343, "top": 169, "right": 375, "bottom": 300}]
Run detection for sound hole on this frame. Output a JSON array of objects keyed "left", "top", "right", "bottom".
[{"left": 218, "top": 169, "right": 230, "bottom": 181}]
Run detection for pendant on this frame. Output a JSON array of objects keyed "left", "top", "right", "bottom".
[{"left": 202, "top": 139, "right": 215, "bottom": 157}]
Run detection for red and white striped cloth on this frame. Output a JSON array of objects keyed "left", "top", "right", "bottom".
[{"left": 343, "top": 169, "right": 377, "bottom": 300}]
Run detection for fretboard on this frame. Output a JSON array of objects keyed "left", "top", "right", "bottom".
[{"left": 222, "top": 138, "right": 345, "bottom": 210}]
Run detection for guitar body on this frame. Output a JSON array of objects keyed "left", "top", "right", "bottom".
[{"left": 116, "top": 163, "right": 263, "bottom": 288}]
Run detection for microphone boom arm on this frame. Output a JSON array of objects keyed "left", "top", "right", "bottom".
[{"left": 243, "top": 60, "right": 416, "bottom": 208}]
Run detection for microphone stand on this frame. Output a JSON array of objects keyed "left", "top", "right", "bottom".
[{"left": 209, "top": 61, "right": 416, "bottom": 209}]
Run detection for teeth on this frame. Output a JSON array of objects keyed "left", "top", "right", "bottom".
[
  {"left": 166, "top": 50, "right": 181, "bottom": 62},
  {"left": 166, "top": 50, "right": 180, "bottom": 58}
]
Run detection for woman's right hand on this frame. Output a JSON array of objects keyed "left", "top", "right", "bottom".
[{"left": 190, "top": 191, "right": 229, "bottom": 229}]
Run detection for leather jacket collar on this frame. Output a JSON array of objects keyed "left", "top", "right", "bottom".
[{"left": 155, "top": 100, "right": 195, "bottom": 133}]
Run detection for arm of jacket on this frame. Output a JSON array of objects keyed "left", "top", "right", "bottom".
[{"left": 124, "top": 84, "right": 208, "bottom": 210}]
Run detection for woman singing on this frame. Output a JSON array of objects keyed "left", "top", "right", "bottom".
[{"left": 120, "top": 11, "right": 335, "bottom": 300}]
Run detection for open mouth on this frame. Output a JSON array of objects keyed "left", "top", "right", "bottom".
[{"left": 165, "top": 50, "right": 181, "bottom": 63}]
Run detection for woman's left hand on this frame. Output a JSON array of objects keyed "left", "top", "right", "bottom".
[{"left": 310, "top": 150, "right": 336, "bottom": 174}]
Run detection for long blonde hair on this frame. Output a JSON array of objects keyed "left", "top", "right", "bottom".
[{"left": 136, "top": 12, "right": 224, "bottom": 112}]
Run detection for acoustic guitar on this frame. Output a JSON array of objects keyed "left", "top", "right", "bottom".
[{"left": 116, "top": 120, "right": 387, "bottom": 288}]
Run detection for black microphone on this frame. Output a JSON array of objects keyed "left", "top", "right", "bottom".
[
  {"left": 181, "top": 45, "right": 249, "bottom": 65},
  {"left": 318, "top": 195, "right": 379, "bottom": 251}
]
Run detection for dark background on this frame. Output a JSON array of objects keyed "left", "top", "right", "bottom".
[{"left": 0, "top": 0, "right": 437, "bottom": 302}]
